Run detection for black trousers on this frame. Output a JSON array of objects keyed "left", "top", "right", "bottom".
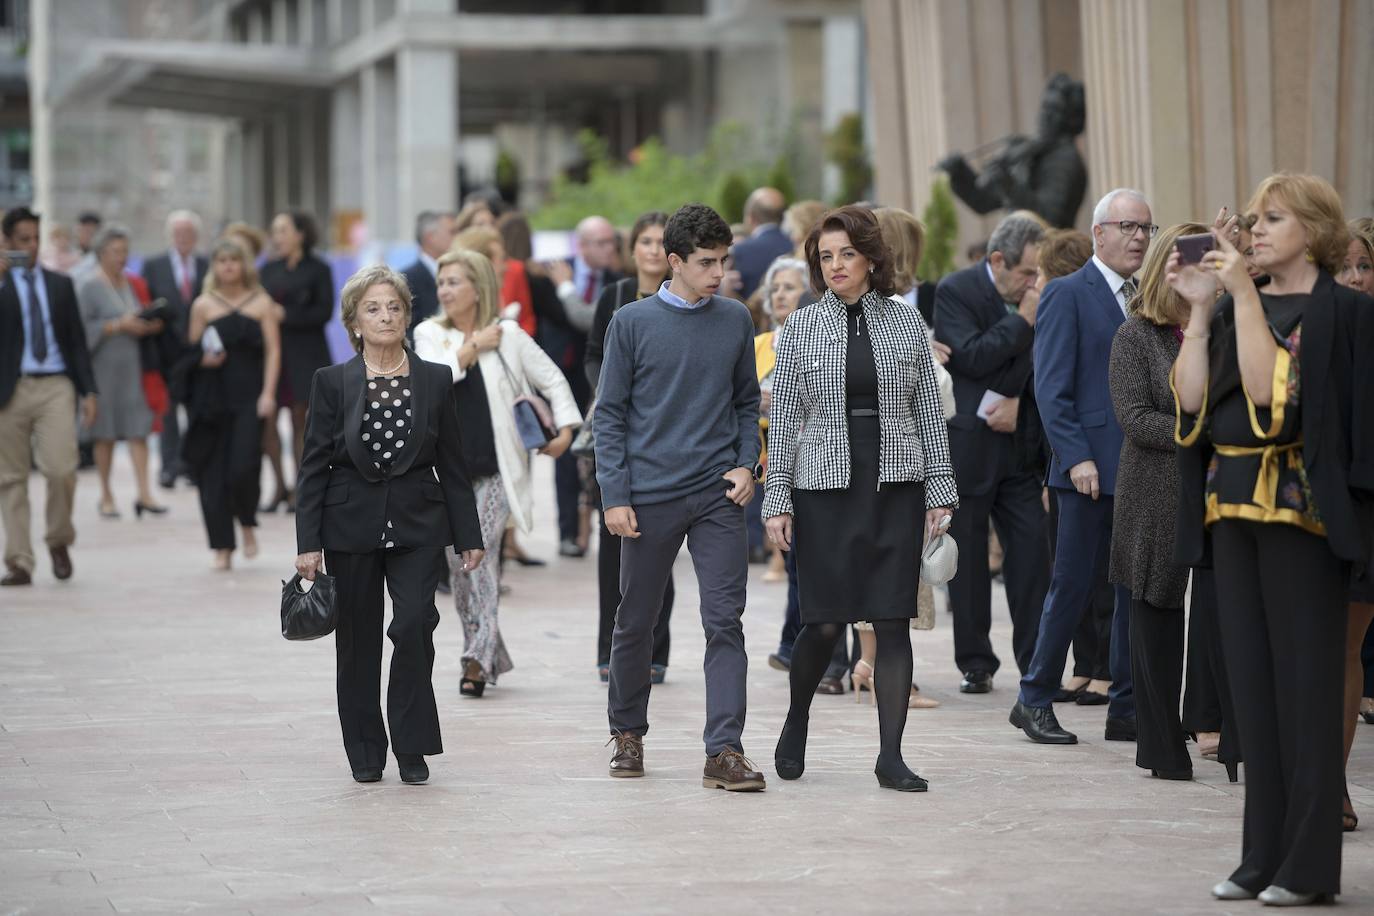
[
  {"left": 948, "top": 470, "right": 1048, "bottom": 676},
  {"left": 1211, "top": 520, "right": 1346, "bottom": 896},
  {"left": 1047, "top": 489, "right": 1113, "bottom": 679},
  {"left": 325, "top": 546, "right": 446, "bottom": 771},
  {"left": 195, "top": 408, "right": 261, "bottom": 550},
  {"left": 1129, "top": 597, "right": 1190, "bottom": 772},
  {"left": 1181, "top": 567, "right": 1242, "bottom": 763},
  {"left": 597, "top": 513, "right": 674, "bottom": 667}
]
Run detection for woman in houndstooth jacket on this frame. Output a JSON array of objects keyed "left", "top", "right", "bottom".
[{"left": 763, "top": 205, "right": 957, "bottom": 792}]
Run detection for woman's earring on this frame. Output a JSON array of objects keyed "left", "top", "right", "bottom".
[
  {"left": 355, "top": 329, "right": 361, "bottom": 338},
  {"left": 1305, "top": 250, "right": 1315, "bottom": 263}
]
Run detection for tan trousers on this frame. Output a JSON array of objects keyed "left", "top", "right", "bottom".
[{"left": 0, "top": 376, "right": 78, "bottom": 574}]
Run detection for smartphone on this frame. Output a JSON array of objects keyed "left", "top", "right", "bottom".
[{"left": 1176, "top": 232, "right": 1215, "bottom": 265}]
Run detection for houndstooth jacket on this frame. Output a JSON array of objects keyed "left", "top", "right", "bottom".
[{"left": 762, "top": 288, "right": 958, "bottom": 519}]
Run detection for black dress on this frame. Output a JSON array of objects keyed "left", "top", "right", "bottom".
[
  {"left": 185, "top": 310, "right": 264, "bottom": 550},
  {"left": 261, "top": 255, "right": 334, "bottom": 406},
  {"left": 792, "top": 301, "right": 925, "bottom": 624}
]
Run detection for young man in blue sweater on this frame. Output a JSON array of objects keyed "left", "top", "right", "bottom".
[{"left": 595, "top": 203, "right": 764, "bottom": 790}]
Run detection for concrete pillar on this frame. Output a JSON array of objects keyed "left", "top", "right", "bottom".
[
  {"left": 821, "top": 15, "right": 864, "bottom": 201},
  {"left": 396, "top": 46, "right": 457, "bottom": 239},
  {"left": 242, "top": 120, "right": 268, "bottom": 229},
  {"left": 331, "top": 78, "right": 363, "bottom": 213},
  {"left": 28, "top": 0, "right": 53, "bottom": 220},
  {"left": 360, "top": 61, "right": 398, "bottom": 242}
]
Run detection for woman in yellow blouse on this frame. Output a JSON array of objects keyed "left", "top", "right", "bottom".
[{"left": 1170, "top": 174, "right": 1374, "bottom": 907}]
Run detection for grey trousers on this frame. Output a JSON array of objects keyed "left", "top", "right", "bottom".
[{"left": 607, "top": 484, "right": 749, "bottom": 755}]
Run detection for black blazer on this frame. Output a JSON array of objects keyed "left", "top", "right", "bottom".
[
  {"left": 731, "top": 226, "right": 794, "bottom": 300},
  {"left": 402, "top": 260, "right": 439, "bottom": 333},
  {"left": 0, "top": 268, "right": 97, "bottom": 409},
  {"left": 532, "top": 263, "right": 621, "bottom": 408},
  {"left": 294, "top": 351, "right": 483, "bottom": 555},
  {"left": 932, "top": 260, "right": 1043, "bottom": 496},
  {"left": 1175, "top": 272, "right": 1374, "bottom": 566},
  {"left": 584, "top": 276, "right": 641, "bottom": 391},
  {"left": 140, "top": 252, "right": 209, "bottom": 341}
]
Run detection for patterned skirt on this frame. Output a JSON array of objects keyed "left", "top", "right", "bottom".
[{"left": 447, "top": 475, "right": 513, "bottom": 683}]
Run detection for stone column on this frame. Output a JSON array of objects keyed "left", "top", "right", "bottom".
[
  {"left": 395, "top": 46, "right": 458, "bottom": 239},
  {"left": 361, "top": 61, "right": 398, "bottom": 242}
]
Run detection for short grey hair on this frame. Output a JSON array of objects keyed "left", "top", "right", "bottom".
[
  {"left": 986, "top": 215, "right": 1046, "bottom": 268},
  {"left": 91, "top": 224, "right": 131, "bottom": 256},
  {"left": 761, "top": 256, "right": 808, "bottom": 317},
  {"left": 165, "top": 209, "right": 202, "bottom": 238},
  {"left": 1091, "top": 188, "right": 1149, "bottom": 229},
  {"left": 414, "top": 209, "right": 448, "bottom": 244}
]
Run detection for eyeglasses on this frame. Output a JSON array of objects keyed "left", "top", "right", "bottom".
[{"left": 1099, "top": 220, "right": 1159, "bottom": 238}]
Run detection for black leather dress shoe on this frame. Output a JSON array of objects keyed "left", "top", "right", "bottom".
[
  {"left": 1150, "top": 767, "right": 1193, "bottom": 781},
  {"left": 396, "top": 754, "right": 429, "bottom": 784},
  {"left": 352, "top": 766, "right": 383, "bottom": 783},
  {"left": 960, "top": 670, "right": 993, "bottom": 694},
  {"left": 1009, "top": 700, "right": 1078, "bottom": 744},
  {"left": 1105, "top": 716, "right": 1137, "bottom": 742}
]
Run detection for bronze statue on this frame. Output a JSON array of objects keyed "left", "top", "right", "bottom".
[{"left": 937, "top": 73, "right": 1088, "bottom": 229}]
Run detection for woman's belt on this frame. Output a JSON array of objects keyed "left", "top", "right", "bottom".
[
  {"left": 848, "top": 408, "right": 879, "bottom": 418},
  {"left": 1212, "top": 440, "right": 1302, "bottom": 513}
]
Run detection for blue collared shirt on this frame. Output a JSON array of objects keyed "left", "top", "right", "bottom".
[
  {"left": 14, "top": 267, "right": 67, "bottom": 374},
  {"left": 657, "top": 280, "right": 712, "bottom": 311}
]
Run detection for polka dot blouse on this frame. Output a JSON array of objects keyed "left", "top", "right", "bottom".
[{"left": 363, "top": 375, "right": 412, "bottom": 549}]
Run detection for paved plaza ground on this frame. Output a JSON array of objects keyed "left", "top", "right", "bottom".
[{"left": 2, "top": 453, "right": 1373, "bottom": 914}]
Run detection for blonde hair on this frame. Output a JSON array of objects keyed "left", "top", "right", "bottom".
[
  {"left": 1349, "top": 218, "right": 1374, "bottom": 261},
  {"left": 452, "top": 226, "right": 503, "bottom": 264},
  {"left": 782, "top": 199, "right": 827, "bottom": 249},
  {"left": 874, "top": 207, "right": 926, "bottom": 292},
  {"left": 1245, "top": 173, "right": 1350, "bottom": 275},
  {"left": 340, "top": 265, "right": 412, "bottom": 354},
  {"left": 433, "top": 248, "right": 499, "bottom": 331},
  {"left": 454, "top": 200, "right": 495, "bottom": 233},
  {"left": 221, "top": 222, "right": 266, "bottom": 259},
  {"left": 1133, "top": 222, "right": 1207, "bottom": 327},
  {"left": 202, "top": 238, "right": 260, "bottom": 299}
]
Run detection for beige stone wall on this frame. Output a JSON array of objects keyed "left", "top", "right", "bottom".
[{"left": 866, "top": 0, "right": 1374, "bottom": 261}]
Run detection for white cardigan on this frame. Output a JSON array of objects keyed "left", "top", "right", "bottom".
[{"left": 413, "top": 318, "right": 583, "bottom": 534}]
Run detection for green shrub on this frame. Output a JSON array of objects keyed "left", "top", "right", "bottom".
[
  {"left": 918, "top": 176, "right": 959, "bottom": 282},
  {"left": 825, "top": 113, "right": 871, "bottom": 206}
]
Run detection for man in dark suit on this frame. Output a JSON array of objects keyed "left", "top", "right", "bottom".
[
  {"left": 729, "top": 187, "right": 793, "bottom": 299},
  {"left": 402, "top": 209, "right": 455, "bottom": 336},
  {"left": 934, "top": 214, "right": 1049, "bottom": 695},
  {"left": 1011, "top": 188, "right": 1154, "bottom": 745},
  {"left": 140, "top": 210, "right": 208, "bottom": 488},
  {"left": 0, "top": 207, "right": 98, "bottom": 586},
  {"left": 539, "top": 214, "right": 621, "bottom": 557}
]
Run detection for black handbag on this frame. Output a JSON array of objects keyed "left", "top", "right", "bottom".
[{"left": 280, "top": 572, "right": 338, "bottom": 640}]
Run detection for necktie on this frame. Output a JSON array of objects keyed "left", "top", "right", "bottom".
[
  {"left": 24, "top": 269, "right": 47, "bottom": 363},
  {"left": 1120, "top": 278, "right": 1138, "bottom": 312},
  {"left": 179, "top": 256, "right": 194, "bottom": 303},
  {"left": 582, "top": 272, "right": 596, "bottom": 304}
]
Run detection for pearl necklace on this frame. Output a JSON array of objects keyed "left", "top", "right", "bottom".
[{"left": 363, "top": 350, "right": 407, "bottom": 376}]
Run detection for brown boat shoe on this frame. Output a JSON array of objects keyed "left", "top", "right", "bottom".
[
  {"left": 703, "top": 748, "right": 766, "bottom": 791},
  {"left": 607, "top": 732, "right": 644, "bottom": 778}
]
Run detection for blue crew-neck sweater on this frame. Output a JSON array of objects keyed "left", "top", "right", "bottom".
[{"left": 594, "top": 293, "right": 761, "bottom": 508}]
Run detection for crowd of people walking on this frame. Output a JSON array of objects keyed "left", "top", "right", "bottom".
[{"left": 4, "top": 168, "right": 1374, "bottom": 906}]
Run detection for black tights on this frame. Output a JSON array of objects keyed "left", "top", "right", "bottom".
[{"left": 778, "top": 619, "right": 915, "bottom": 777}]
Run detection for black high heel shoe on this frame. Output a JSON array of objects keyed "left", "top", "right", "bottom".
[
  {"left": 459, "top": 677, "right": 486, "bottom": 698},
  {"left": 133, "top": 501, "right": 168, "bottom": 519},
  {"left": 260, "top": 489, "right": 294, "bottom": 514},
  {"left": 1223, "top": 760, "right": 1239, "bottom": 783}
]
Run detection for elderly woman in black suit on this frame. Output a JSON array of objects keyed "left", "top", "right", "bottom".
[
  {"left": 763, "top": 206, "right": 957, "bottom": 792},
  {"left": 294, "top": 265, "right": 483, "bottom": 786}
]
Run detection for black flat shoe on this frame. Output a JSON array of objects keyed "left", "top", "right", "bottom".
[
  {"left": 508, "top": 555, "right": 547, "bottom": 567},
  {"left": 874, "top": 761, "right": 928, "bottom": 792},
  {"left": 1053, "top": 683, "right": 1086, "bottom": 703},
  {"left": 774, "top": 715, "right": 808, "bottom": 781},
  {"left": 1075, "top": 689, "right": 1109, "bottom": 706},
  {"left": 1009, "top": 700, "right": 1078, "bottom": 744},
  {"left": 1150, "top": 767, "right": 1193, "bottom": 781},
  {"left": 133, "top": 501, "right": 168, "bottom": 518},
  {"left": 396, "top": 754, "right": 428, "bottom": 785},
  {"left": 460, "top": 677, "right": 486, "bottom": 698},
  {"left": 1104, "top": 716, "right": 1137, "bottom": 742},
  {"left": 815, "top": 676, "right": 845, "bottom": 695},
  {"left": 960, "top": 670, "right": 993, "bottom": 694},
  {"left": 352, "top": 766, "right": 383, "bottom": 783}
]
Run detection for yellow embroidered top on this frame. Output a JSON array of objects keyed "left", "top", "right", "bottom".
[{"left": 1172, "top": 293, "right": 1324, "bottom": 536}]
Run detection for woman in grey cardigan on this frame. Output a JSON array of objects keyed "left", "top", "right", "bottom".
[{"left": 1109, "top": 221, "right": 1232, "bottom": 781}]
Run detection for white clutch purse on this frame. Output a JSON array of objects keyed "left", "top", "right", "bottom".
[{"left": 920, "top": 515, "right": 958, "bottom": 586}]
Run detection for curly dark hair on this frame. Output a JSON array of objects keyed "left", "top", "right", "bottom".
[
  {"left": 805, "top": 205, "right": 895, "bottom": 297},
  {"left": 663, "top": 203, "right": 733, "bottom": 262}
]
